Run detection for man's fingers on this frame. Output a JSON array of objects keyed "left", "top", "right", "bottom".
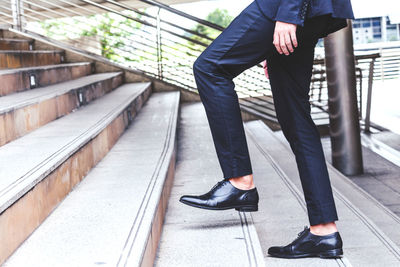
[
  {"left": 263, "top": 60, "right": 269, "bottom": 79},
  {"left": 279, "top": 33, "right": 289, "bottom": 55},
  {"left": 284, "top": 33, "right": 294, "bottom": 53},
  {"left": 290, "top": 30, "right": 298, "bottom": 48},
  {"left": 273, "top": 33, "right": 282, "bottom": 54},
  {"left": 273, "top": 21, "right": 298, "bottom": 55}
]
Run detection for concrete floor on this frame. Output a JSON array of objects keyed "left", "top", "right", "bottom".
[{"left": 321, "top": 137, "right": 400, "bottom": 217}]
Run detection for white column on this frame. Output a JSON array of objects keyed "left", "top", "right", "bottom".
[{"left": 381, "top": 16, "right": 387, "bottom": 41}]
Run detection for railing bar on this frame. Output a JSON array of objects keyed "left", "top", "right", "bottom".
[
  {"left": 22, "top": 6, "right": 58, "bottom": 20},
  {"left": 103, "top": 0, "right": 214, "bottom": 42},
  {"left": 23, "top": 0, "right": 79, "bottom": 19},
  {"left": 79, "top": 0, "right": 158, "bottom": 29},
  {"left": 136, "top": 0, "right": 225, "bottom": 31},
  {"left": 33, "top": 0, "right": 95, "bottom": 18},
  {"left": 0, "top": 11, "right": 13, "bottom": 19}
]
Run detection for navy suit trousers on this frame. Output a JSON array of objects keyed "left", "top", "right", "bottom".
[{"left": 193, "top": 1, "right": 338, "bottom": 225}]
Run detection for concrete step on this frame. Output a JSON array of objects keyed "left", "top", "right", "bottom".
[
  {"left": 361, "top": 132, "right": 400, "bottom": 168},
  {"left": 245, "top": 120, "right": 400, "bottom": 266},
  {"left": 239, "top": 98, "right": 330, "bottom": 136},
  {"left": 274, "top": 128, "right": 400, "bottom": 248},
  {"left": 0, "top": 82, "right": 152, "bottom": 265},
  {"left": 0, "top": 62, "right": 93, "bottom": 96},
  {"left": 3, "top": 91, "right": 179, "bottom": 267},
  {"left": 0, "top": 50, "right": 65, "bottom": 69},
  {"left": 0, "top": 72, "right": 123, "bottom": 146},
  {"left": 371, "top": 130, "right": 400, "bottom": 152},
  {"left": 155, "top": 102, "right": 265, "bottom": 267},
  {"left": 0, "top": 38, "right": 34, "bottom": 51},
  {"left": 319, "top": 134, "right": 400, "bottom": 225}
]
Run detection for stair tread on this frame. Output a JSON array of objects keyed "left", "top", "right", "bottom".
[
  {"left": 0, "top": 62, "right": 91, "bottom": 75},
  {"left": 0, "top": 38, "right": 33, "bottom": 43},
  {"left": 0, "top": 72, "right": 121, "bottom": 113},
  {"left": 0, "top": 50, "right": 63, "bottom": 54},
  {"left": 245, "top": 120, "right": 400, "bottom": 266},
  {"left": 0, "top": 82, "right": 151, "bottom": 215},
  {"left": 4, "top": 91, "right": 179, "bottom": 267},
  {"left": 154, "top": 102, "right": 264, "bottom": 267},
  {"left": 276, "top": 129, "right": 400, "bottom": 246}
]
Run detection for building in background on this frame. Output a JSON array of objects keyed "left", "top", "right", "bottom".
[{"left": 353, "top": 16, "right": 400, "bottom": 44}]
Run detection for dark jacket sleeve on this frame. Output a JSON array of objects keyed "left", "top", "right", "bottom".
[{"left": 275, "top": 0, "right": 310, "bottom": 26}]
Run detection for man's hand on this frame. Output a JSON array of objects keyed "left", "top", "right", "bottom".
[
  {"left": 263, "top": 60, "right": 269, "bottom": 79},
  {"left": 273, "top": 21, "right": 298, "bottom": 56}
]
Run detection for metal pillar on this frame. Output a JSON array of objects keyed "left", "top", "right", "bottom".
[{"left": 324, "top": 19, "right": 363, "bottom": 175}]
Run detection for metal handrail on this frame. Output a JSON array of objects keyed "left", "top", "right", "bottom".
[
  {"left": 135, "top": 0, "right": 225, "bottom": 31},
  {"left": 0, "top": 0, "right": 392, "bottom": 126}
]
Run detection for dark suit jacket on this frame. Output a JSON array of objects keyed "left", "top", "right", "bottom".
[{"left": 255, "top": 0, "right": 355, "bottom": 36}]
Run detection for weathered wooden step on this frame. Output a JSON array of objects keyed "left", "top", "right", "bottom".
[
  {"left": 0, "top": 38, "right": 34, "bottom": 51},
  {"left": 0, "top": 50, "right": 65, "bottom": 69},
  {"left": 0, "top": 62, "right": 93, "bottom": 96},
  {"left": 0, "top": 82, "right": 151, "bottom": 265},
  {"left": 0, "top": 72, "right": 123, "bottom": 146},
  {"left": 3, "top": 91, "right": 179, "bottom": 267}
]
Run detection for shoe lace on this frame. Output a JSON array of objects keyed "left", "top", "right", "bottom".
[
  {"left": 210, "top": 180, "right": 225, "bottom": 191},
  {"left": 292, "top": 225, "right": 309, "bottom": 243}
]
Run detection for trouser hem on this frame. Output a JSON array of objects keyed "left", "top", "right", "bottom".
[
  {"left": 308, "top": 202, "right": 339, "bottom": 226},
  {"left": 222, "top": 168, "right": 253, "bottom": 180}
]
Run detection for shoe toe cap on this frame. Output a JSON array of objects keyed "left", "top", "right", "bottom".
[
  {"left": 268, "top": 246, "right": 281, "bottom": 254},
  {"left": 268, "top": 245, "right": 289, "bottom": 255},
  {"left": 180, "top": 195, "right": 201, "bottom": 205}
]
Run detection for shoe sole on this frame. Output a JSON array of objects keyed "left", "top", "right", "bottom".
[
  {"left": 179, "top": 199, "right": 258, "bottom": 212},
  {"left": 268, "top": 248, "right": 343, "bottom": 259}
]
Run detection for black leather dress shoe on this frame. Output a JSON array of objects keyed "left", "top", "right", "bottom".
[
  {"left": 179, "top": 179, "right": 259, "bottom": 212},
  {"left": 268, "top": 226, "right": 343, "bottom": 258}
]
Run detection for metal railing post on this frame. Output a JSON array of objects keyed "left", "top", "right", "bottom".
[
  {"left": 11, "top": 0, "right": 24, "bottom": 30},
  {"left": 156, "top": 7, "right": 163, "bottom": 79},
  {"left": 364, "top": 58, "right": 376, "bottom": 133},
  {"left": 324, "top": 19, "right": 363, "bottom": 175}
]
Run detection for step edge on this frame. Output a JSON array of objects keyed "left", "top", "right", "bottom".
[
  {"left": 0, "top": 72, "right": 123, "bottom": 114},
  {"left": 0, "top": 62, "right": 92, "bottom": 75},
  {"left": 121, "top": 91, "right": 180, "bottom": 267},
  {"left": 238, "top": 211, "right": 266, "bottom": 267},
  {"left": 0, "top": 50, "right": 64, "bottom": 54},
  {"left": 0, "top": 38, "right": 34, "bottom": 43}
]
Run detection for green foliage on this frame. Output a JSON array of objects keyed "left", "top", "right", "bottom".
[
  {"left": 38, "top": 11, "right": 144, "bottom": 61},
  {"left": 190, "top": 8, "right": 233, "bottom": 46}
]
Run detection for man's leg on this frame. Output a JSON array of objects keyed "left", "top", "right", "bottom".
[
  {"left": 192, "top": 1, "right": 275, "bottom": 181},
  {"left": 265, "top": 17, "right": 344, "bottom": 259},
  {"left": 179, "top": 1, "right": 276, "bottom": 212},
  {"left": 266, "top": 22, "right": 339, "bottom": 227}
]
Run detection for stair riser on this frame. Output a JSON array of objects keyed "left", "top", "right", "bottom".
[
  {"left": 141, "top": 148, "right": 176, "bottom": 267},
  {"left": 0, "top": 52, "right": 64, "bottom": 69},
  {"left": 0, "top": 63, "right": 93, "bottom": 96},
  {"left": 0, "top": 85, "right": 152, "bottom": 265},
  {"left": 0, "top": 74, "right": 123, "bottom": 146},
  {"left": 0, "top": 41, "right": 33, "bottom": 51}
]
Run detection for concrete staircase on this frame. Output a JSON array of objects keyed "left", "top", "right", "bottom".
[
  {"left": 2, "top": 34, "right": 400, "bottom": 267},
  {"left": 0, "top": 35, "right": 179, "bottom": 266}
]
